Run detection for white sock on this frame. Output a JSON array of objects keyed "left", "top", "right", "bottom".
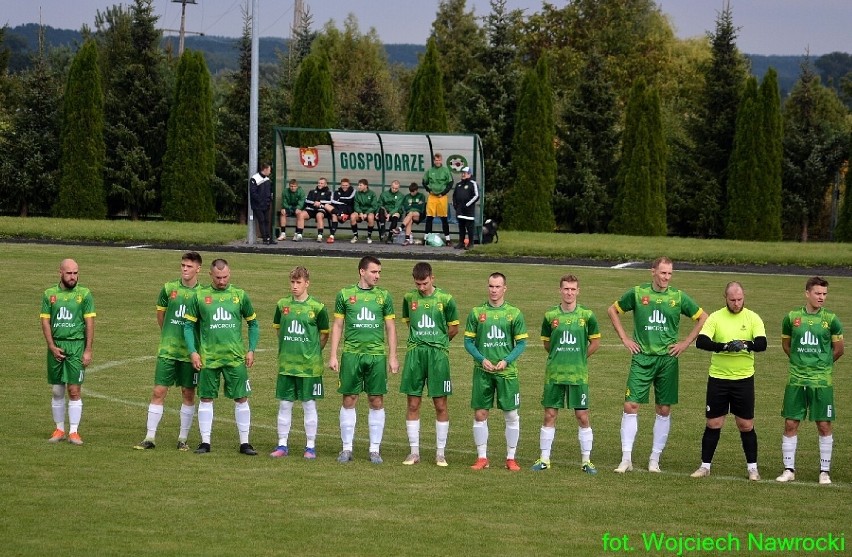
[
  {"left": 540, "top": 426, "right": 555, "bottom": 461},
  {"left": 650, "top": 414, "right": 671, "bottom": 462},
  {"left": 406, "top": 419, "right": 420, "bottom": 454},
  {"left": 436, "top": 420, "right": 449, "bottom": 457},
  {"left": 303, "top": 400, "right": 318, "bottom": 449},
  {"left": 178, "top": 404, "right": 195, "bottom": 441},
  {"left": 234, "top": 401, "right": 251, "bottom": 444},
  {"left": 277, "top": 400, "right": 294, "bottom": 446},
  {"left": 198, "top": 401, "right": 213, "bottom": 444},
  {"left": 340, "top": 407, "right": 356, "bottom": 451},
  {"left": 620, "top": 412, "right": 638, "bottom": 460},
  {"left": 51, "top": 391, "right": 66, "bottom": 431},
  {"left": 578, "top": 426, "right": 593, "bottom": 462},
  {"left": 781, "top": 434, "right": 797, "bottom": 470},
  {"left": 68, "top": 400, "right": 82, "bottom": 434},
  {"left": 473, "top": 420, "right": 488, "bottom": 458},
  {"left": 368, "top": 408, "right": 385, "bottom": 452},
  {"left": 819, "top": 434, "right": 833, "bottom": 472},
  {"left": 146, "top": 403, "right": 164, "bottom": 440},
  {"left": 504, "top": 410, "right": 520, "bottom": 459}
]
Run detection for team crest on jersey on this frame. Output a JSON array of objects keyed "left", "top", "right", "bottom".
[
  {"left": 411, "top": 301, "right": 418, "bottom": 311},
  {"left": 299, "top": 147, "right": 319, "bottom": 168},
  {"left": 309, "top": 311, "right": 315, "bottom": 318},
  {"left": 50, "top": 295, "right": 57, "bottom": 304},
  {"left": 822, "top": 321, "right": 829, "bottom": 329},
  {"left": 170, "top": 290, "right": 178, "bottom": 299},
  {"left": 793, "top": 317, "right": 801, "bottom": 327},
  {"left": 76, "top": 295, "right": 83, "bottom": 303},
  {"left": 437, "top": 303, "right": 443, "bottom": 311},
  {"left": 377, "top": 296, "right": 384, "bottom": 305},
  {"left": 552, "top": 319, "right": 560, "bottom": 328},
  {"left": 579, "top": 318, "right": 585, "bottom": 326},
  {"left": 205, "top": 296, "right": 212, "bottom": 304},
  {"left": 349, "top": 295, "right": 357, "bottom": 304},
  {"left": 283, "top": 307, "right": 290, "bottom": 315},
  {"left": 669, "top": 300, "right": 676, "bottom": 307},
  {"left": 641, "top": 296, "right": 650, "bottom": 305},
  {"left": 232, "top": 296, "right": 240, "bottom": 304},
  {"left": 479, "top": 313, "right": 487, "bottom": 322}
]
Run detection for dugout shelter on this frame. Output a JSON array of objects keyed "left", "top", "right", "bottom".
[{"left": 272, "top": 127, "right": 485, "bottom": 241}]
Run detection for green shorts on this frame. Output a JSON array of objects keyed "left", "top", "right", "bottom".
[
  {"left": 470, "top": 368, "right": 520, "bottom": 411},
  {"left": 541, "top": 383, "right": 589, "bottom": 410},
  {"left": 624, "top": 353, "right": 679, "bottom": 405},
  {"left": 276, "top": 374, "right": 324, "bottom": 402},
  {"left": 46, "top": 340, "right": 85, "bottom": 385},
  {"left": 154, "top": 357, "right": 198, "bottom": 389},
  {"left": 399, "top": 345, "right": 452, "bottom": 397},
  {"left": 197, "top": 364, "right": 251, "bottom": 400},
  {"left": 338, "top": 353, "right": 387, "bottom": 396},
  {"left": 781, "top": 385, "right": 835, "bottom": 422}
]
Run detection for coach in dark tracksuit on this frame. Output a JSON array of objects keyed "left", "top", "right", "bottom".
[
  {"left": 452, "top": 166, "right": 480, "bottom": 250},
  {"left": 250, "top": 164, "right": 274, "bottom": 244}
]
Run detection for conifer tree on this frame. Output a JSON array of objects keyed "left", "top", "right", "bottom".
[
  {"left": 289, "top": 50, "right": 334, "bottom": 146},
  {"left": 160, "top": 51, "right": 216, "bottom": 222},
  {"left": 689, "top": 2, "right": 748, "bottom": 236},
  {"left": 56, "top": 39, "right": 107, "bottom": 219},
  {"left": 756, "top": 68, "right": 783, "bottom": 240},
  {"left": 725, "top": 77, "right": 761, "bottom": 239},
  {"left": 406, "top": 38, "right": 448, "bottom": 133},
  {"left": 503, "top": 56, "right": 555, "bottom": 231},
  {"left": 610, "top": 78, "right": 666, "bottom": 236}
]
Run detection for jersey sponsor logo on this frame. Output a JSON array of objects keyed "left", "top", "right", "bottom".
[
  {"left": 57, "top": 307, "right": 74, "bottom": 321},
  {"left": 170, "top": 290, "right": 178, "bottom": 299},
  {"left": 641, "top": 296, "right": 650, "bottom": 305},
  {"left": 800, "top": 331, "right": 819, "bottom": 346},
  {"left": 213, "top": 307, "right": 233, "bottom": 321},
  {"left": 174, "top": 304, "right": 186, "bottom": 318},
  {"left": 486, "top": 325, "right": 506, "bottom": 340},
  {"left": 353, "top": 307, "right": 380, "bottom": 329},
  {"left": 559, "top": 330, "right": 577, "bottom": 345},
  {"left": 417, "top": 314, "right": 436, "bottom": 329},
  {"left": 287, "top": 320, "right": 306, "bottom": 335},
  {"left": 648, "top": 309, "right": 667, "bottom": 325}
]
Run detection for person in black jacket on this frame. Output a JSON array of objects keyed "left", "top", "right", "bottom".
[
  {"left": 452, "top": 167, "right": 480, "bottom": 250},
  {"left": 249, "top": 164, "right": 274, "bottom": 244}
]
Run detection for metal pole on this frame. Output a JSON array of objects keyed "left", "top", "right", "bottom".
[{"left": 247, "top": 0, "right": 260, "bottom": 244}]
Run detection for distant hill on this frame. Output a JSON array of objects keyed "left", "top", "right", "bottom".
[
  {"left": 3, "top": 24, "right": 848, "bottom": 97},
  {"left": 3, "top": 24, "right": 425, "bottom": 74}
]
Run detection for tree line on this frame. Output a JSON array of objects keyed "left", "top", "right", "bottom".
[{"left": 1, "top": 0, "right": 851, "bottom": 240}]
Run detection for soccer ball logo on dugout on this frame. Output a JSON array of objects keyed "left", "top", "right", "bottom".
[{"left": 447, "top": 155, "right": 467, "bottom": 173}]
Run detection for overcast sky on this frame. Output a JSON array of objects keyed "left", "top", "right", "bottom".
[{"left": 1, "top": 0, "right": 850, "bottom": 56}]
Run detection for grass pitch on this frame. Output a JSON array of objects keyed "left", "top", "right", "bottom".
[{"left": 2, "top": 243, "right": 850, "bottom": 556}]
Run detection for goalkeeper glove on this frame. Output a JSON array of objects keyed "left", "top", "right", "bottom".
[{"left": 723, "top": 339, "right": 746, "bottom": 352}]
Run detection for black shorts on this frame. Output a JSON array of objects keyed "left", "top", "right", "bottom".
[
  {"left": 705, "top": 375, "right": 754, "bottom": 419},
  {"left": 304, "top": 207, "right": 327, "bottom": 219}
]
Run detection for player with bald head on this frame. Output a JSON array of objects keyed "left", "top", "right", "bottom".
[
  {"left": 692, "top": 281, "right": 767, "bottom": 481},
  {"left": 40, "top": 259, "right": 96, "bottom": 445}
]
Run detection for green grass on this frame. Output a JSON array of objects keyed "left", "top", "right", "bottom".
[
  {"left": 1, "top": 216, "right": 851, "bottom": 268},
  {"left": 2, "top": 243, "right": 850, "bottom": 556}
]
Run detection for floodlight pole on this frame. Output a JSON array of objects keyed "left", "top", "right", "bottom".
[{"left": 247, "top": 0, "right": 260, "bottom": 244}]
